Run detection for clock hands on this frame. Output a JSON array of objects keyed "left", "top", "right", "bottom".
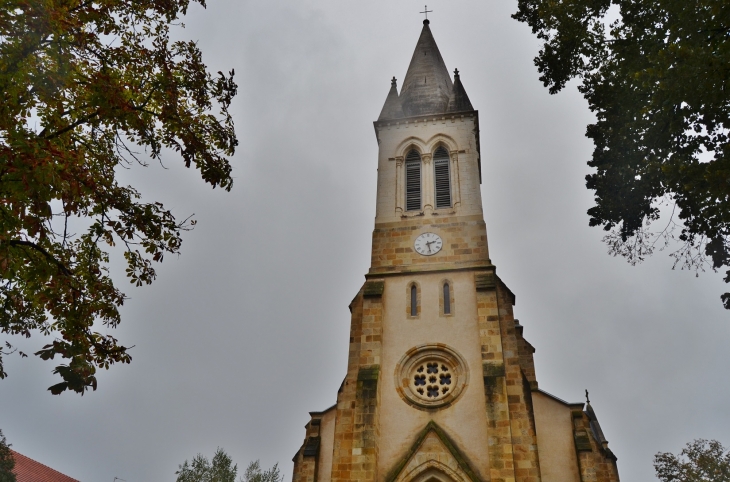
[{"left": 414, "top": 233, "right": 442, "bottom": 256}]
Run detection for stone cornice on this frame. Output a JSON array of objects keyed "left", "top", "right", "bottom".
[
  {"left": 365, "top": 264, "right": 495, "bottom": 279},
  {"left": 373, "top": 109, "right": 478, "bottom": 129}
]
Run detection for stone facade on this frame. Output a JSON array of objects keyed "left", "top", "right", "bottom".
[
  {"left": 291, "top": 20, "right": 620, "bottom": 482},
  {"left": 369, "top": 216, "right": 489, "bottom": 273}
]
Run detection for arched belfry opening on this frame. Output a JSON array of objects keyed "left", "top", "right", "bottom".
[
  {"left": 433, "top": 146, "right": 451, "bottom": 209},
  {"left": 405, "top": 150, "right": 422, "bottom": 212}
]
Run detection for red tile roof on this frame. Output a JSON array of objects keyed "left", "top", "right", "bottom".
[{"left": 11, "top": 450, "right": 79, "bottom": 482}]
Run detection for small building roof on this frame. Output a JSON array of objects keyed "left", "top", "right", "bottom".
[{"left": 11, "top": 450, "right": 79, "bottom": 482}]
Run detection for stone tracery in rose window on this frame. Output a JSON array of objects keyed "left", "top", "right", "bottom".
[
  {"left": 412, "top": 361, "right": 453, "bottom": 401},
  {"left": 396, "top": 344, "right": 468, "bottom": 410}
]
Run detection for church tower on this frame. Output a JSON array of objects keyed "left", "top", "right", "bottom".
[{"left": 292, "top": 20, "right": 620, "bottom": 482}]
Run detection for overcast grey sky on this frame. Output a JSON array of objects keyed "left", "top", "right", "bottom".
[{"left": 2, "top": 1, "right": 729, "bottom": 481}]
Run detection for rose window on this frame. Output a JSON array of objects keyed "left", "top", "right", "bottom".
[
  {"left": 395, "top": 344, "right": 468, "bottom": 410},
  {"left": 412, "top": 362, "right": 453, "bottom": 402}
]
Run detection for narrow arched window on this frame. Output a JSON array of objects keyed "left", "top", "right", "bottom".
[
  {"left": 443, "top": 283, "right": 451, "bottom": 315},
  {"left": 433, "top": 147, "right": 451, "bottom": 209},
  {"left": 405, "top": 150, "right": 422, "bottom": 211},
  {"left": 410, "top": 284, "right": 418, "bottom": 317}
]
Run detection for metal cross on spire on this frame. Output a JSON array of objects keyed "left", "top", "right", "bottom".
[{"left": 420, "top": 5, "right": 433, "bottom": 20}]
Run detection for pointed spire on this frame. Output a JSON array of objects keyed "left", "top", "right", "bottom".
[
  {"left": 377, "top": 23, "right": 476, "bottom": 121},
  {"left": 447, "top": 68, "right": 474, "bottom": 113},
  {"left": 584, "top": 389, "right": 598, "bottom": 421},
  {"left": 378, "top": 77, "right": 404, "bottom": 121},
  {"left": 584, "top": 390, "right": 611, "bottom": 454},
  {"left": 399, "top": 21, "right": 453, "bottom": 117}
]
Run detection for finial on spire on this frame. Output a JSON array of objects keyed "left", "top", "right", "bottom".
[
  {"left": 454, "top": 68, "right": 460, "bottom": 78},
  {"left": 391, "top": 76, "right": 397, "bottom": 86},
  {"left": 420, "top": 5, "right": 433, "bottom": 24},
  {"left": 585, "top": 389, "right": 590, "bottom": 404}
]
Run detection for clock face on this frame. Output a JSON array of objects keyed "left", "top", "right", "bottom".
[{"left": 414, "top": 232, "right": 443, "bottom": 256}]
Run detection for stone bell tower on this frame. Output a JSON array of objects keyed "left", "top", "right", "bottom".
[{"left": 291, "top": 20, "right": 621, "bottom": 482}]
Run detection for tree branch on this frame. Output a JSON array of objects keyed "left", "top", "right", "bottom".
[
  {"left": 40, "top": 110, "right": 101, "bottom": 140},
  {"left": 7, "top": 240, "right": 73, "bottom": 276}
]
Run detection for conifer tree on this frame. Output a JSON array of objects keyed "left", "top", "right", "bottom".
[{"left": 0, "top": 430, "right": 16, "bottom": 482}]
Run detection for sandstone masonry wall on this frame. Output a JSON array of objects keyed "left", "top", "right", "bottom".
[{"left": 369, "top": 215, "right": 490, "bottom": 275}]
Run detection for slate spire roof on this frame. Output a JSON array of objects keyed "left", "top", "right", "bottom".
[
  {"left": 447, "top": 69, "right": 474, "bottom": 113},
  {"left": 377, "top": 20, "right": 474, "bottom": 121},
  {"left": 378, "top": 76, "right": 404, "bottom": 120},
  {"left": 584, "top": 391, "right": 617, "bottom": 461}
]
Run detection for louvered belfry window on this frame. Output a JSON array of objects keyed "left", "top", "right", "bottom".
[
  {"left": 405, "top": 150, "right": 422, "bottom": 211},
  {"left": 434, "top": 147, "right": 452, "bottom": 209}
]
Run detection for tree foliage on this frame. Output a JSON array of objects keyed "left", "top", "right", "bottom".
[
  {"left": 0, "top": 430, "right": 15, "bottom": 482},
  {"left": 513, "top": 0, "right": 730, "bottom": 307},
  {"left": 0, "top": 0, "right": 237, "bottom": 394},
  {"left": 175, "top": 450, "right": 282, "bottom": 482},
  {"left": 655, "top": 439, "right": 730, "bottom": 482},
  {"left": 176, "top": 448, "right": 238, "bottom": 482},
  {"left": 241, "top": 460, "right": 282, "bottom": 482}
]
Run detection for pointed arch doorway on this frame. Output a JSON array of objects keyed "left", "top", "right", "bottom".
[{"left": 404, "top": 463, "right": 465, "bottom": 482}]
